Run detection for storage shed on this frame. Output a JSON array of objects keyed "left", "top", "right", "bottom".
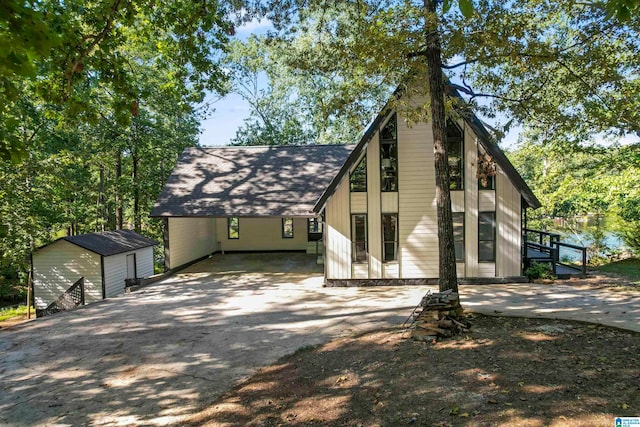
[{"left": 32, "top": 230, "right": 158, "bottom": 313}]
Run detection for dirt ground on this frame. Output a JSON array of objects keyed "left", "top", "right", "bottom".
[
  {"left": 183, "top": 271, "right": 640, "bottom": 427},
  {"left": 185, "top": 314, "right": 640, "bottom": 427}
]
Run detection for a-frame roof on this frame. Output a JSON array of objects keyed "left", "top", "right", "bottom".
[
  {"left": 150, "top": 145, "right": 355, "bottom": 218},
  {"left": 62, "top": 230, "right": 158, "bottom": 257},
  {"left": 313, "top": 85, "right": 541, "bottom": 212}
]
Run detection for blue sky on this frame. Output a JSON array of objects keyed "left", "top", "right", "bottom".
[{"left": 198, "top": 18, "right": 637, "bottom": 149}]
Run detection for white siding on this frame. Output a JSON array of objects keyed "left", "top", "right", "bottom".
[
  {"left": 350, "top": 193, "right": 367, "bottom": 212},
  {"left": 398, "top": 118, "right": 439, "bottom": 278},
  {"left": 381, "top": 192, "right": 398, "bottom": 213},
  {"left": 216, "top": 217, "right": 308, "bottom": 251},
  {"left": 352, "top": 263, "right": 369, "bottom": 279},
  {"left": 33, "top": 240, "right": 103, "bottom": 309},
  {"left": 102, "top": 247, "right": 154, "bottom": 298},
  {"left": 325, "top": 178, "right": 351, "bottom": 279},
  {"left": 496, "top": 169, "right": 522, "bottom": 276},
  {"left": 478, "top": 263, "right": 496, "bottom": 277},
  {"left": 456, "top": 262, "right": 466, "bottom": 278},
  {"left": 451, "top": 191, "right": 465, "bottom": 212},
  {"left": 383, "top": 263, "right": 399, "bottom": 279},
  {"left": 168, "top": 217, "right": 217, "bottom": 269},
  {"left": 366, "top": 133, "right": 382, "bottom": 278},
  {"left": 464, "top": 125, "right": 479, "bottom": 277},
  {"left": 479, "top": 191, "right": 496, "bottom": 211}
]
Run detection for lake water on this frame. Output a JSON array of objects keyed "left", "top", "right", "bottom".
[{"left": 546, "top": 215, "right": 627, "bottom": 261}]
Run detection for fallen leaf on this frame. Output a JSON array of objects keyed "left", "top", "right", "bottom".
[{"left": 459, "top": 412, "right": 470, "bottom": 418}]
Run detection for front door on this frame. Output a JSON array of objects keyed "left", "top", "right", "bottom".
[{"left": 126, "top": 254, "right": 137, "bottom": 279}]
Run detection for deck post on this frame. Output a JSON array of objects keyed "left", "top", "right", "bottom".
[{"left": 582, "top": 248, "right": 587, "bottom": 276}]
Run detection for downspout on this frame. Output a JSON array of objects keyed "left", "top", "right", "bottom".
[{"left": 100, "top": 255, "right": 106, "bottom": 299}]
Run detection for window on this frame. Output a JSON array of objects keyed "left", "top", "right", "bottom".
[
  {"left": 382, "top": 214, "right": 398, "bottom": 262},
  {"left": 478, "top": 151, "right": 495, "bottom": 190},
  {"left": 452, "top": 212, "right": 465, "bottom": 262},
  {"left": 380, "top": 114, "right": 398, "bottom": 192},
  {"left": 308, "top": 218, "right": 323, "bottom": 242},
  {"left": 350, "top": 156, "right": 367, "bottom": 192},
  {"left": 478, "top": 175, "right": 495, "bottom": 190},
  {"left": 228, "top": 217, "right": 239, "bottom": 239},
  {"left": 447, "top": 120, "right": 464, "bottom": 190},
  {"left": 478, "top": 212, "right": 496, "bottom": 262},
  {"left": 282, "top": 218, "right": 294, "bottom": 238},
  {"left": 351, "top": 214, "right": 368, "bottom": 262}
]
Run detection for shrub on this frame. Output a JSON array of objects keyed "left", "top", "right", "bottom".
[{"left": 525, "top": 262, "right": 555, "bottom": 281}]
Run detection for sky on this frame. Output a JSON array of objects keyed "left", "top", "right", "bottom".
[{"left": 198, "top": 17, "right": 638, "bottom": 150}]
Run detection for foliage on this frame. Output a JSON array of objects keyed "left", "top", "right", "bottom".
[
  {"left": 508, "top": 139, "right": 640, "bottom": 255},
  {"left": 524, "top": 261, "right": 555, "bottom": 281},
  {"left": 597, "top": 257, "right": 640, "bottom": 283},
  {"left": 0, "top": 305, "right": 35, "bottom": 321}
]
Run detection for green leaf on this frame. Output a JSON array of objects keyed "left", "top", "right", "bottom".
[
  {"left": 442, "top": 0, "right": 452, "bottom": 14},
  {"left": 459, "top": 0, "right": 474, "bottom": 18}
]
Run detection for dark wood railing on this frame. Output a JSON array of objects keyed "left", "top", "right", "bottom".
[{"left": 524, "top": 229, "right": 587, "bottom": 277}]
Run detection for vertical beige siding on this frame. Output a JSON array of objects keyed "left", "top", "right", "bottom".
[
  {"left": 168, "top": 217, "right": 217, "bottom": 269},
  {"left": 479, "top": 191, "right": 496, "bottom": 211},
  {"left": 216, "top": 217, "right": 308, "bottom": 251},
  {"left": 325, "top": 178, "right": 351, "bottom": 279},
  {"left": 33, "top": 240, "right": 103, "bottom": 309},
  {"left": 496, "top": 169, "right": 522, "bottom": 276},
  {"left": 350, "top": 193, "right": 367, "bottom": 212},
  {"left": 103, "top": 247, "right": 154, "bottom": 298},
  {"left": 397, "top": 118, "right": 439, "bottom": 278},
  {"left": 383, "top": 263, "right": 399, "bottom": 278},
  {"left": 352, "top": 263, "right": 369, "bottom": 279},
  {"left": 477, "top": 263, "right": 496, "bottom": 277},
  {"left": 366, "top": 133, "right": 382, "bottom": 278},
  {"left": 456, "top": 263, "right": 465, "bottom": 278},
  {"left": 451, "top": 191, "right": 465, "bottom": 212},
  {"left": 464, "top": 124, "right": 479, "bottom": 277},
  {"left": 381, "top": 193, "right": 398, "bottom": 213}
]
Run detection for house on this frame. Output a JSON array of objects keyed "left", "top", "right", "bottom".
[
  {"left": 151, "top": 90, "right": 541, "bottom": 285},
  {"left": 32, "top": 230, "right": 158, "bottom": 313}
]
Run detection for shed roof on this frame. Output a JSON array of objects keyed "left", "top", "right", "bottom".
[
  {"left": 150, "top": 145, "right": 355, "bottom": 218},
  {"left": 63, "top": 230, "right": 159, "bottom": 257}
]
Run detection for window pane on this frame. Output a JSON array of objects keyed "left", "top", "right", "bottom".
[
  {"left": 282, "top": 218, "right": 293, "bottom": 238},
  {"left": 382, "top": 214, "right": 398, "bottom": 262},
  {"left": 447, "top": 120, "right": 464, "bottom": 190},
  {"left": 479, "top": 213, "right": 495, "bottom": 240},
  {"left": 350, "top": 156, "right": 367, "bottom": 192},
  {"left": 228, "top": 217, "right": 239, "bottom": 239},
  {"left": 479, "top": 241, "right": 495, "bottom": 262},
  {"left": 479, "top": 175, "right": 495, "bottom": 190},
  {"left": 380, "top": 114, "right": 398, "bottom": 192},
  {"left": 351, "top": 214, "right": 368, "bottom": 262},
  {"left": 455, "top": 241, "right": 464, "bottom": 261}
]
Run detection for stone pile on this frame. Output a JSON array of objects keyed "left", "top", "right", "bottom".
[{"left": 410, "top": 289, "right": 471, "bottom": 342}]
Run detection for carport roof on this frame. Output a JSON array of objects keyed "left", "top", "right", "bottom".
[
  {"left": 64, "top": 230, "right": 159, "bottom": 257},
  {"left": 150, "top": 144, "right": 355, "bottom": 217}
]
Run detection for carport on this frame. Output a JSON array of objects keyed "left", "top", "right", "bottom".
[{"left": 149, "top": 145, "right": 353, "bottom": 271}]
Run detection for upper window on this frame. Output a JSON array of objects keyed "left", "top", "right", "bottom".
[
  {"left": 351, "top": 214, "right": 368, "bottom": 262},
  {"left": 447, "top": 120, "right": 464, "bottom": 190},
  {"left": 478, "top": 212, "right": 496, "bottom": 262},
  {"left": 380, "top": 114, "right": 398, "bottom": 192},
  {"left": 282, "top": 218, "right": 294, "bottom": 238},
  {"left": 452, "top": 212, "right": 465, "bottom": 262},
  {"left": 382, "top": 214, "right": 398, "bottom": 262},
  {"left": 350, "top": 155, "right": 367, "bottom": 192},
  {"left": 228, "top": 217, "right": 239, "bottom": 239},
  {"left": 478, "top": 151, "right": 496, "bottom": 190}
]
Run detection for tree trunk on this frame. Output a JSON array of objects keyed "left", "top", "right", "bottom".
[
  {"left": 132, "top": 147, "right": 140, "bottom": 232},
  {"left": 115, "top": 151, "right": 123, "bottom": 230},
  {"left": 425, "top": 0, "right": 459, "bottom": 294}
]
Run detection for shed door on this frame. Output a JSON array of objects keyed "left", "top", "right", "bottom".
[{"left": 126, "top": 254, "right": 137, "bottom": 279}]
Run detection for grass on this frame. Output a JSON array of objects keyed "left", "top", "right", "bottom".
[
  {"left": 0, "top": 305, "right": 35, "bottom": 322},
  {"left": 597, "top": 257, "right": 640, "bottom": 284}
]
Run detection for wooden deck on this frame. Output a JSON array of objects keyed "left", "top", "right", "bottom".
[{"left": 524, "top": 230, "right": 587, "bottom": 278}]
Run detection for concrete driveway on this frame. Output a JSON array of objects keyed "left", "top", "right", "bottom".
[
  {"left": 1, "top": 252, "right": 638, "bottom": 426},
  {"left": 0, "top": 253, "right": 433, "bottom": 426}
]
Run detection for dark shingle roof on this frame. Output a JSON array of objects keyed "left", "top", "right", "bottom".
[
  {"left": 150, "top": 145, "right": 355, "bottom": 218},
  {"left": 64, "top": 230, "right": 158, "bottom": 257}
]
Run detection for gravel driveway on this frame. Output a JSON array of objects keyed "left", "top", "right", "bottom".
[{"left": 0, "top": 253, "right": 433, "bottom": 426}]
